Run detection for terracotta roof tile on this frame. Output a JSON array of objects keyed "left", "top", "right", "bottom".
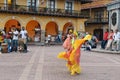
[{"left": 81, "top": 0, "right": 113, "bottom": 9}]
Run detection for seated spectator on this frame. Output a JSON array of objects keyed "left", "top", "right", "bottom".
[
  {"left": 105, "top": 29, "right": 114, "bottom": 50},
  {"left": 88, "top": 35, "right": 98, "bottom": 48},
  {"left": 112, "top": 29, "right": 120, "bottom": 51},
  {"left": 101, "top": 29, "right": 109, "bottom": 49}
]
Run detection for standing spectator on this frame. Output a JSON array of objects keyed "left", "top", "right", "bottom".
[
  {"left": 11, "top": 28, "right": 19, "bottom": 52},
  {"left": 47, "top": 34, "right": 51, "bottom": 45},
  {"left": 34, "top": 33, "right": 40, "bottom": 42},
  {"left": 5, "top": 32, "right": 12, "bottom": 52},
  {"left": 0, "top": 31, "right": 4, "bottom": 51},
  {"left": 105, "top": 29, "right": 114, "bottom": 50},
  {"left": 20, "top": 27, "right": 28, "bottom": 52},
  {"left": 58, "top": 33, "right": 62, "bottom": 42},
  {"left": 1, "top": 29, "right": 6, "bottom": 38},
  {"left": 55, "top": 33, "right": 62, "bottom": 43},
  {"left": 112, "top": 29, "right": 120, "bottom": 51},
  {"left": 62, "top": 33, "right": 66, "bottom": 41},
  {"left": 101, "top": 29, "right": 109, "bottom": 49}
]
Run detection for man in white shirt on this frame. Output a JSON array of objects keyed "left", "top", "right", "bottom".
[
  {"left": 112, "top": 29, "right": 120, "bottom": 51},
  {"left": 20, "top": 27, "right": 28, "bottom": 52},
  {"left": 47, "top": 34, "right": 51, "bottom": 45},
  {"left": 11, "top": 28, "right": 19, "bottom": 52}
]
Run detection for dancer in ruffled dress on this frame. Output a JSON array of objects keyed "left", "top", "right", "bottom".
[{"left": 57, "top": 31, "right": 91, "bottom": 75}]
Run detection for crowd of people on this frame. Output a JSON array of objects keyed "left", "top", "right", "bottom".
[
  {"left": 45, "top": 30, "right": 99, "bottom": 50},
  {"left": 45, "top": 33, "right": 63, "bottom": 45},
  {"left": 0, "top": 27, "right": 28, "bottom": 53},
  {"left": 101, "top": 29, "right": 120, "bottom": 51}
]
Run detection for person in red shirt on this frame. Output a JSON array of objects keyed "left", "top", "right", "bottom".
[
  {"left": 101, "top": 29, "right": 109, "bottom": 49},
  {"left": 105, "top": 29, "right": 114, "bottom": 50}
]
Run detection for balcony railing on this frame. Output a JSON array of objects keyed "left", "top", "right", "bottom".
[
  {"left": 86, "top": 18, "right": 108, "bottom": 24},
  {"left": 0, "top": 3, "right": 88, "bottom": 18}
]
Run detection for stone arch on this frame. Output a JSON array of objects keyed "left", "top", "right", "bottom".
[
  {"left": 4, "top": 19, "right": 21, "bottom": 33},
  {"left": 63, "top": 22, "right": 74, "bottom": 35},
  {"left": 1, "top": 16, "right": 24, "bottom": 27},
  {"left": 45, "top": 21, "right": 58, "bottom": 36},
  {"left": 26, "top": 20, "right": 41, "bottom": 41}
]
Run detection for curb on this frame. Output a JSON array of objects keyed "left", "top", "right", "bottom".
[{"left": 91, "top": 49, "right": 120, "bottom": 54}]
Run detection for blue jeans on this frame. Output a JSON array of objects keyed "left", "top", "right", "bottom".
[
  {"left": 101, "top": 40, "right": 107, "bottom": 49},
  {"left": 11, "top": 40, "right": 18, "bottom": 52},
  {"left": 6, "top": 39, "right": 11, "bottom": 52}
]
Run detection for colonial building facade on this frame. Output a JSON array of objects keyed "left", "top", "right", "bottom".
[
  {"left": 0, "top": 0, "right": 90, "bottom": 42},
  {"left": 81, "top": 0, "right": 113, "bottom": 40}
]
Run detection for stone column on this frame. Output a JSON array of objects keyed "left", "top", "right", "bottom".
[
  {"left": 108, "top": 10, "right": 111, "bottom": 31},
  {"left": 40, "top": 30, "right": 45, "bottom": 45},
  {"left": 118, "top": 9, "right": 120, "bottom": 31}
]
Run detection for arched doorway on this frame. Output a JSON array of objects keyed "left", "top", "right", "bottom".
[
  {"left": 63, "top": 22, "right": 74, "bottom": 35},
  {"left": 45, "top": 21, "right": 58, "bottom": 36},
  {"left": 93, "top": 29, "right": 103, "bottom": 41},
  {"left": 26, "top": 20, "right": 41, "bottom": 42},
  {"left": 5, "top": 19, "right": 21, "bottom": 33}
]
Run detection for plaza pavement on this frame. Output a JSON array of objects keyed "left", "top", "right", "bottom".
[{"left": 0, "top": 45, "right": 120, "bottom": 80}]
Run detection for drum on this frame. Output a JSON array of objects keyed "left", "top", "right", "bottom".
[{"left": 1, "top": 43, "right": 8, "bottom": 53}]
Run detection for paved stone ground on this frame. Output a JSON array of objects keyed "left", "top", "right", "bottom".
[{"left": 0, "top": 45, "right": 120, "bottom": 80}]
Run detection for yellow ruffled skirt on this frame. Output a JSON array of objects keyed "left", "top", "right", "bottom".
[
  {"left": 57, "top": 51, "right": 81, "bottom": 75},
  {"left": 57, "top": 51, "right": 69, "bottom": 60}
]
